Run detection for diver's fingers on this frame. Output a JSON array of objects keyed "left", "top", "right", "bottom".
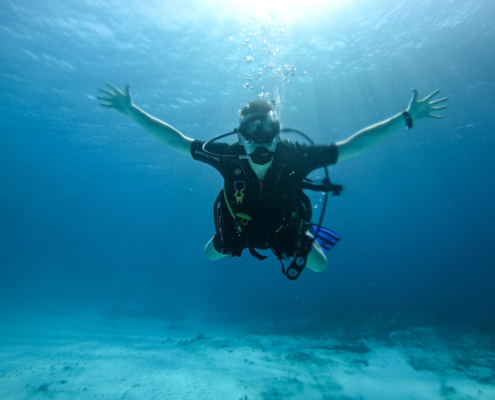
[
  {"left": 430, "top": 114, "right": 443, "bottom": 118},
  {"left": 96, "top": 96, "right": 112, "bottom": 101},
  {"left": 106, "top": 83, "right": 124, "bottom": 95},
  {"left": 423, "top": 89, "right": 440, "bottom": 101},
  {"left": 432, "top": 105, "right": 447, "bottom": 111},
  {"left": 98, "top": 88, "right": 114, "bottom": 96},
  {"left": 430, "top": 97, "right": 448, "bottom": 105},
  {"left": 411, "top": 88, "right": 419, "bottom": 103},
  {"left": 99, "top": 103, "right": 114, "bottom": 107}
]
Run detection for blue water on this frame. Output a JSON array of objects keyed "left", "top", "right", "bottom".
[{"left": 1, "top": 0, "right": 494, "bottom": 335}]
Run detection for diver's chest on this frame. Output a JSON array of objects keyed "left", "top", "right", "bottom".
[{"left": 227, "top": 170, "right": 300, "bottom": 208}]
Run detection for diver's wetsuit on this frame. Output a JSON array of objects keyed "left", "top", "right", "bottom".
[{"left": 191, "top": 140, "right": 338, "bottom": 260}]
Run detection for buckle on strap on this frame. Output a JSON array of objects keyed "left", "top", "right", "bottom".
[
  {"left": 234, "top": 181, "right": 245, "bottom": 204},
  {"left": 234, "top": 181, "right": 245, "bottom": 191},
  {"left": 235, "top": 213, "right": 251, "bottom": 226}
]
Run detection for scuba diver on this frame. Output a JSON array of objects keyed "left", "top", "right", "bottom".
[{"left": 97, "top": 84, "right": 447, "bottom": 280}]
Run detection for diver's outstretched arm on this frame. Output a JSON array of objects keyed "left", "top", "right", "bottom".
[
  {"left": 336, "top": 89, "right": 447, "bottom": 162},
  {"left": 97, "top": 84, "right": 194, "bottom": 157}
]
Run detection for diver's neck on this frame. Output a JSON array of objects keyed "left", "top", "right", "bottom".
[{"left": 248, "top": 158, "right": 273, "bottom": 180}]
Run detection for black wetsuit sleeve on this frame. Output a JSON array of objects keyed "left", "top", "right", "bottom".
[
  {"left": 297, "top": 143, "right": 339, "bottom": 175},
  {"left": 191, "top": 140, "right": 230, "bottom": 176}
]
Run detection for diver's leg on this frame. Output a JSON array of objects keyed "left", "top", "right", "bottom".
[
  {"left": 204, "top": 236, "right": 227, "bottom": 260},
  {"left": 305, "top": 232, "right": 328, "bottom": 272}
]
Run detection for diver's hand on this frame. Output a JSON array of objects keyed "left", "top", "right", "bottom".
[
  {"left": 406, "top": 89, "right": 447, "bottom": 122},
  {"left": 97, "top": 83, "right": 134, "bottom": 115}
]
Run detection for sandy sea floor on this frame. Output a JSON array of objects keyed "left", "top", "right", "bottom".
[{"left": 1, "top": 310, "right": 494, "bottom": 400}]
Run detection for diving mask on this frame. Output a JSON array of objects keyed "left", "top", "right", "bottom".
[{"left": 238, "top": 110, "right": 280, "bottom": 143}]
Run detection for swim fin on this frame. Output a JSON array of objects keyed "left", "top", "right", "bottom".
[{"left": 309, "top": 223, "right": 340, "bottom": 251}]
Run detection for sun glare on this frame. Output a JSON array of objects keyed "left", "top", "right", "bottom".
[{"left": 228, "top": 0, "right": 351, "bottom": 20}]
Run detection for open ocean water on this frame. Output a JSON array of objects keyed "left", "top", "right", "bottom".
[{"left": 1, "top": 0, "right": 495, "bottom": 399}]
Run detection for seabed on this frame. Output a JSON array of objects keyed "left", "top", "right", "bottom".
[{"left": 1, "top": 310, "right": 494, "bottom": 400}]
